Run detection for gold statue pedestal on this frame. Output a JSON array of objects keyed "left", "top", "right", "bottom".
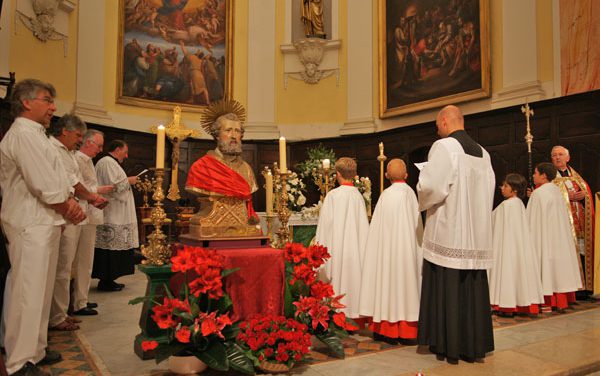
[{"left": 179, "top": 195, "right": 270, "bottom": 248}]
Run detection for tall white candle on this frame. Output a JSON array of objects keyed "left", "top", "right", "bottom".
[
  {"left": 156, "top": 125, "right": 165, "bottom": 169},
  {"left": 265, "top": 172, "right": 273, "bottom": 215},
  {"left": 322, "top": 158, "right": 331, "bottom": 169},
  {"left": 279, "top": 136, "right": 287, "bottom": 172}
]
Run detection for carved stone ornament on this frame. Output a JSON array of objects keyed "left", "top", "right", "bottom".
[
  {"left": 16, "top": 0, "right": 75, "bottom": 55},
  {"left": 288, "top": 38, "right": 338, "bottom": 86}
]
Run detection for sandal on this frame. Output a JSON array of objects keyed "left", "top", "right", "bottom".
[
  {"left": 66, "top": 316, "right": 82, "bottom": 324},
  {"left": 49, "top": 320, "right": 79, "bottom": 331}
]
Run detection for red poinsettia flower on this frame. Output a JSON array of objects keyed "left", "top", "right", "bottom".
[
  {"left": 171, "top": 246, "right": 197, "bottom": 273},
  {"left": 284, "top": 242, "right": 307, "bottom": 264},
  {"left": 308, "top": 303, "right": 330, "bottom": 330},
  {"left": 141, "top": 340, "right": 158, "bottom": 351},
  {"left": 175, "top": 326, "right": 191, "bottom": 343},
  {"left": 310, "top": 281, "right": 334, "bottom": 300},
  {"left": 291, "top": 263, "right": 316, "bottom": 285}
]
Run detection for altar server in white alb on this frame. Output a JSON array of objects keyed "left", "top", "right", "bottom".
[
  {"left": 0, "top": 79, "right": 85, "bottom": 376},
  {"left": 488, "top": 173, "right": 544, "bottom": 316},
  {"left": 316, "top": 157, "right": 369, "bottom": 321},
  {"left": 359, "top": 158, "right": 423, "bottom": 345},
  {"left": 417, "top": 105, "right": 495, "bottom": 364},
  {"left": 527, "top": 162, "right": 582, "bottom": 311}
]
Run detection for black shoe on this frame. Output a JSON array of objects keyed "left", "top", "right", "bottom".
[
  {"left": 13, "top": 362, "right": 51, "bottom": 376},
  {"left": 87, "top": 302, "right": 98, "bottom": 309},
  {"left": 97, "top": 280, "right": 123, "bottom": 292},
  {"left": 114, "top": 282, "right": 125, "bottom": 289},
  {"left": 398, "top": 338, "right": 418, "bottom": 346},
  {"left": 37, "top": 349, "right": 62, "bottom": 366},
  {"left": 73, "top": 307, "right": 98, "bottom": 316}
]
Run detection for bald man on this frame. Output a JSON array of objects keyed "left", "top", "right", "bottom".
[
  {"left": 359, "top": 159, "right": 423, "bottom": 345},
  {"left": 550, "top": 145, "right": 596, "bottom": 296},
  {"left": 417, "top": 105, "right": 496, "bottom": 363}
]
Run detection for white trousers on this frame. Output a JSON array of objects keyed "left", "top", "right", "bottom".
[
  {"left": 71, "top": 225, "right": 97, "bottom": 311},
  {"left": 1, "top": 223, "right": 61, "bottom": 374},
  {"left": 50, "top": 224, "right": 81, "bottom": 327}
]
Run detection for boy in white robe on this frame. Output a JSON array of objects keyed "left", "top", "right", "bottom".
[
  {"left": 527, "top": 162, "right": 582, "bottom": 312},
  {"left": 489, "top": 173, "right": 543, "bottom": 316},
  {"left": 316, "top": 157, "right": 369, "bottom": 321},
  {"left": 359, "top": 159, "right": 423, "bottom": 344}
]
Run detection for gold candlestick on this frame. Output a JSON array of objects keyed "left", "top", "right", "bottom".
[
  {"left": 274, "top": 166, "right": 291, "bottom": 248},
  {"left": 134, "top": 175, "right": 155, "bottom": 208},
  {"left": 311, "top": 166, "right": 336, "bottom": 202},
  {"left": 521, "top": 102, "right": 535, "bottom": 188},
  {"left": 377, "top": 142, "right": 387, "bottom": 194},
  {"left": 141, "top": 168, "right": 171, "bottom": 265}
]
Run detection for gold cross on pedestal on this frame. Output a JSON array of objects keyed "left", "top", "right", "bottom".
[{"left": 151, "top": 106, "right": 201, "bottom": 201}]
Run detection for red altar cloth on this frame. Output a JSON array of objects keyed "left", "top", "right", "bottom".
[{"left": 171, "top": 247, "right": 285, "bottom": 322}]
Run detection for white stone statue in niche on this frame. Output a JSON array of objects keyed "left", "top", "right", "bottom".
[{"left": 19, "top": 0, "right": 61, "bottom": 42}]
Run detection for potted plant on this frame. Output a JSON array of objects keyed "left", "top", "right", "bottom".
[
  {"left": 237, "top": 315, "right": 312, "bottom": 373},
  {"left": 283, "top": 243, "right": 358, "bottom": 358},
  {"left": 130, "top": 245, "right": 254, "bottom": 375}
]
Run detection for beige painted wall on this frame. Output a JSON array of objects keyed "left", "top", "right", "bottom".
[{"left": 2, "top": 0, "right": 563, "bottom": 138}]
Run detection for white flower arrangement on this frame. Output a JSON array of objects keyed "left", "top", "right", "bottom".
[
  {"left": 275, "top": 172, "right": 307, "bottom": 212},
  {"left": 300, "top": 201, "right": 322, "bottom": 220}
]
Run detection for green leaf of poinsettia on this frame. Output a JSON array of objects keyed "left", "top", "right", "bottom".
[
  {"left": 316, "top": 332, "right": 345, "bottom": 359},
  {"left": 221, "top": 267, "right": 240, "bottom": 278},
  {"left": 220, "top": 322, "right": 240, "bottom": 341},
  {"left": 128, "top": 296, "right": 153, "bottom": 305},
  {"left": 193, "top": 342, "right": 229, "bottom": 371},
  {"left": 217, "top": 294, "right": 233, "bottom": 313},
  {"left": 225, "top": 343, "right": 255, "bottom": 375},
  {"left": 154, "top": 343, "right": 187, "bottom": 364}
]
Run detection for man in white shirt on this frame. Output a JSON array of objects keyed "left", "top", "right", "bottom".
[
  {"left": 47, "top": 115, "right": 108, "bottom": 332},
  {"left": 416, "top": 105, "right": 495, "bottom": 364},
  {"left": 0, "top": 79, "right": 85, "bottom": 376},
  {"left": 72, "top": 130, "right": 113, "bottom": 315},
  {"left": 315, "top": 157, "right": 369, "bottom": 321}
]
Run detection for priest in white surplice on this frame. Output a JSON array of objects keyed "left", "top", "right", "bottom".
[
  {"left": 316, "top": 157, "right": 369, "bottom": 321},
  {"left": 417, "top": 105, "right": 495, "bottom": 364},
  {"left": 488, "top": 173, "right": 544, "bottom": 315},
  {"left": 0, "top": 79, "right": 85, "bottom": 376},
  {"left": 527, "top": 162, "right": 582, "bottom": 311},
  {"left": 93, "top": 140, "right": 139, "bottom": 292},
  {"left": 359, "top": 159, "right": 423, "bottom": 345}
]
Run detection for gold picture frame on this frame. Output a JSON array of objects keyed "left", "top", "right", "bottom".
[
  {"left": 116, "top": 0, "right": 234, "bottom": 113},
  {"left": 379, "top": 0, "right": 490, "bottom": 118}
]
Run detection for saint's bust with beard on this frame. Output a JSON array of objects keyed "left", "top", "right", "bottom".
[{"left": 185, "top": 101, "right": 260, "bottom": 238}]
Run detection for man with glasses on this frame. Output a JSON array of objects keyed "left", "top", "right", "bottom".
[{"left": 0, "top": 79, "right": 85, "bottom": 376}]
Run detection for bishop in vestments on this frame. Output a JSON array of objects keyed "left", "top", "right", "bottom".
[
  {"left": 359, "top": 159, "right": 423, "bottom": 344},
  {"left": 527, "top": 162, "right": 582, "bottom": 311},
  {"left": 315, "top": 157, "right": 369, "bottom": 320}
]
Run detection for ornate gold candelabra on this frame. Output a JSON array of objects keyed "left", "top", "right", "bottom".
[
  {"left": 141, "top": 168, "right": 171, "bottom": 265},
  {"left": 134, "top": 175, "right": 155, "bottom": 208},
  {"left": 377, "top": 142, "right": 387, "bottom": 194},
  {"left": 311, "top": 165, "right": 336, "bottom": 202},
  {"left": 273, "top": 163, "right": 291, "bottom": 248}
]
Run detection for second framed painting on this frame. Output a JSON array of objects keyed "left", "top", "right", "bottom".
[
  {"left": 117, "top": 0, "right": 233, "bottom": 112},
  {"left": 379, "top": 0, "right": 490, "bottom": 118}
]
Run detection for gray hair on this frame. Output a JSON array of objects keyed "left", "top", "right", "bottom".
[
  {"left": 10, "top": 78, "right": 56, "bottom": 117},
  {"left": 551, "top": 145, "right": 569, "bottom": 156},
  {"left": 83, "top": 129, "right": 104, "bottom": 143},
  {"left": 48, "top": 113, "right": 87, "bottom": 137},
  {"left": 210, "top": 113, "right": 245, "bottom": 139}
]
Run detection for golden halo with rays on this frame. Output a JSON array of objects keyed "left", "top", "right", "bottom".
[{"left": 199, "top": 99, "right": 247, "bottom": 137}]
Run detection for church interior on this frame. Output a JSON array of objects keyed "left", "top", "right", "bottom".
[{"left": 1, "top": 0, "right": 600, "bottom": 375}]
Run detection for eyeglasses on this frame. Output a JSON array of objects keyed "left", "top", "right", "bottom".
[
  {"left": 31, "top": 97, "right": 55, "bottom": 104},
  {"left": 88, "top": 139, "right": 104, "bottom": 149}
]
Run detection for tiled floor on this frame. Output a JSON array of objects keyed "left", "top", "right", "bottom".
[{"left": 74, "top": 271, "right": 600, "bottom": 376}]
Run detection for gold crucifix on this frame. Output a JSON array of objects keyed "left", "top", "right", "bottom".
[
  {"left": 521, "top": 102, "right": 534, "bottom": 152},
  {"left": 151, "top": 106, "right": 200, "bottom": 201}
]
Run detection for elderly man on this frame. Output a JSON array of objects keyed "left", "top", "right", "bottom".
[
  {"left": 0, "top": 79, "right": 85, "bottom": 376},
  {"left": 185, "top": 101, "right": 259, "bottom": 235},
  {"left": 93, "top": 140, "right": 139, "bottom": 292},
  {"left": 550, "top": 145, "right": 597, "bottom": 296},
  {"left": 47, "top": 115, "right": 108, "bottom": 331},
  {"left": 417, "top": 105, "right": 496, "bottom": 364},
  {"left": 72, "top": 130, "right": 114, "bottom": 314}
]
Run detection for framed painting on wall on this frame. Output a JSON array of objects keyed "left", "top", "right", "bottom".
[
  {"left": 379, "top": 0, "right": 490, "bottom": 118},
  {"left": 117, "top": 0, "right": 233, "bottom": 112}
]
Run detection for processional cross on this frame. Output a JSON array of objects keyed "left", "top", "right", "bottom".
[
  {"left": 521, "top": 102, "right": 534, "bottom": 188},
  {"left": 152, "top": 106, "right": 200, "bottom": 201}
]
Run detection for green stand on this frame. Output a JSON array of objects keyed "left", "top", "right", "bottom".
[
  {"left": 133, "top": 264, "right": 174, "bottom": 360},
  {"left": 292, "top": 225, "right": 317, "bottom": 247}
]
